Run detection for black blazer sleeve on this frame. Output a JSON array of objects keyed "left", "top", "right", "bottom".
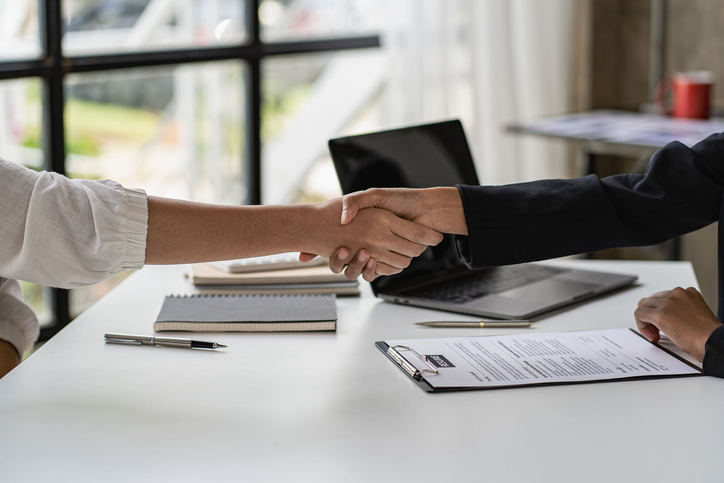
[
  {"left": 704, "top": 325, "right": 724, "bottom": 377},
  {"left": 454, "top": 134, "right": 724, "bottom": 269},
  {"left": 454, "top": 132, "right": 724, "bottom": 377}
]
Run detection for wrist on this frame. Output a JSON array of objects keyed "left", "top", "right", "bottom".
[
  {"left": 282, "top": 202, "right": 337, "bottom": 257},
  {"left": 426, "top": 187, "right": 467, "bottom": 235}
]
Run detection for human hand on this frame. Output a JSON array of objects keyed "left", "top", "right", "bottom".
[
  {"left": 340, "top": 187, "right": 468, "bottom": 234},
  {"left": 299, "top": 248, "right": 378, "bottom": 281},
  {"left": 0, "top": 339, "right": 20, "bottom": 379},
  {"left": 634, "top": 287, "right": 721, "bottom": 362},
  {"left": 311, "top": 187, "right": 467, "bottom": 280},
  {"left": 302, "top": 198, "right": 443, "bottom": 279}
]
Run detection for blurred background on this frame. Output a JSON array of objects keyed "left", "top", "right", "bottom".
[{"left": 1, "top": 0, "right": 722, "bottom": 337}]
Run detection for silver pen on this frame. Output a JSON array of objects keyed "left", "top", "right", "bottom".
[
  {"left": 415, "top": 321, "right": 532, "bottom": 328},
  {"left": 104, "top": 333, "right": 227, "bottom": 350}
]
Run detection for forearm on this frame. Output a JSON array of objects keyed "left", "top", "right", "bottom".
[
  {"left": 146, "top": 196, "right": 439, "bottom": 267},
  {"left": 146, "top": 197, "right": 323, "bottom": 264}
]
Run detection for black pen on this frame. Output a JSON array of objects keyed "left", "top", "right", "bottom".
[
  {"left": 104, "top": 333, "right": 227, "bottom": 349},
  {"left": 415, "top": 321, "right": 532, "bottom": 328}
]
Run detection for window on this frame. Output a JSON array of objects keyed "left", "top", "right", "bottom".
[{"left": 0, "top": 0, "right": 380, "bottom": 340}]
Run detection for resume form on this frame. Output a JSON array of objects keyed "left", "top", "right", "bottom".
[{"left": 381, "top": 328, "right": 701, "bottom": 390}]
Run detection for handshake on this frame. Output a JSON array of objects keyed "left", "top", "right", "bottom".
[{"left": 297, "top": 187, "right": 468, "bottom": 282}]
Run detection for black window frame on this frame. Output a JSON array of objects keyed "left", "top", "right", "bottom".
[{"left": 0, "top": 1, "right": 380, "bottom": 341}]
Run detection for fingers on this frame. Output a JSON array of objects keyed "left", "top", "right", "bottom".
[
  {"left": 327, "top": 249, "right": 395, "bottom": 282},
  {"left": 331, "top": 245, "right": 415, "bottom": 275},
  {"left": 298, "top": 252, "right": 319, "bottom": 263},
  {"left": 633, "top": 286, "right": 720, "bottom": 362},
  {"left": 364, "top": 212, "right": 440, "bottom": 262},
  {"left": 373, "top": 261, "right": 402, "bottom": 277},
  {"left": 362, "top": 258, "right": 378, "bottom": 282},
  {"left": 342, "top": 250, "right": 371, "bottom": 280},
  {"left": 634, "top": 292, "right": 666, "bottom": 342},
  {"left": 634, "top": 307, "right": 661, "bottom": 343},
  {"left": 326, "top": 248, "right": 402, "bottom": 282},
  {"left": 390, "top": 217, "right": 444, "bottom": 247},
  {"left": 327, "top": 247, "right": 350, "bottom": 274}
]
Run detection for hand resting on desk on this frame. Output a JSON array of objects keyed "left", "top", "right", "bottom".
[{"left": 635, "top": 287, "right": 721, "bottom": 363}]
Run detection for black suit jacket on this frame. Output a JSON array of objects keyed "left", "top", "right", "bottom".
[{"left": 454, "top": 133, "right": 724, "bottom": 377}]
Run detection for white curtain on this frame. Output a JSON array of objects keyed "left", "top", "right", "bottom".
[{"left": 383, "top": 0, "right": 577, "bottom": 185}]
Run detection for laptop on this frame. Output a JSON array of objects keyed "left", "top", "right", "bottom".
[{"left": 328, "top": 120, "right": 638, "bottom": 320}]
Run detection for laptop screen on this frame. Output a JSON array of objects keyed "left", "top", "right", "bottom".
[{"left": 328, "top": 120, "right": 480, "bottom": 294}]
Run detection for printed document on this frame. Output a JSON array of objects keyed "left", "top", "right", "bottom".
[{"left": 383, "top": 328, "right": 701, "bottom": 389}]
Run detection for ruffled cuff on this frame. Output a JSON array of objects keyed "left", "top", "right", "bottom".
[{"left": 122, "top": 187, "right": 148, "bottom": 270}]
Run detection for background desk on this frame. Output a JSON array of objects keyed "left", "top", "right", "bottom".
[
  {"left": 1, "top": 260, "right": 722, "bottom": 482},
  {"left": 508, "top": 109, "right": 724, "bottom": 175}
]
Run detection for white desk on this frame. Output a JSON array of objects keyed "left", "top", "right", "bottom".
[{"left": 1, "top": 260, "right": 721, "bottom": 482}]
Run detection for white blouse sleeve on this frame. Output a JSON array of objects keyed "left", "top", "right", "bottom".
[
  {"left": 0, "top": 159, "right": 148, "bottom": 288},
  {"left": 0, "top": 159, "right": 149, "bottom": 354}
]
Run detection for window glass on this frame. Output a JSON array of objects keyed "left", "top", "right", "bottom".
[
  {"left": 0, "top": 77, "right": 44, "bottom": 168},
  {"left": 262, "top": 49, "right": 384, "bottom": 205},
  {"left": 62, "top": 0, "right": 246, "bottom": 56},
  {"left": 65, "top": 61, "right": 246, "bottom": 203},
  {"left": 260, "top": 0, "right": 380, "bottom": 42},
  {"left": 0, "top": 0, "right": 42, "bottom": 61},
  {"left": 19, "top": 284, "right": 53, "bottom": 331},
  {"left": 65, "top": 61, "right": 245, "bottom": 316}
]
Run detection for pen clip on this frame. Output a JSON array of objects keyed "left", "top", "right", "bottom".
[{"left": 104, "top": 336, "right": 143, "bottom": 346}]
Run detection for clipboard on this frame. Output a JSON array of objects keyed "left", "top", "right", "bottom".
[
  {"left": 376, "top": 329, "right": 704, "bottom": 393},
  {"left": 376, "top": 341, "right": 440, "bottom": 393}
]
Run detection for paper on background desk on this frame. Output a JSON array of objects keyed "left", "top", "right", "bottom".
[
  {"left": 385, "top": 328, "right": 701, "bottom": 389},
  {"left": 512, "top": 110, "right": 724, "bottom": 148}
]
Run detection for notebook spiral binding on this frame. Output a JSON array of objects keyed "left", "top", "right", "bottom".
[{"left": 169, "top": 293, "right": 335, "bottom": 299}]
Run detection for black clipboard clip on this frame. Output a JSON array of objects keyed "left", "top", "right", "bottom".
[{"left": 386, "top": 345, "right": 439, "bottom": 380}]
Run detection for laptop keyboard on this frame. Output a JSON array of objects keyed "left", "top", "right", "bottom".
[{"left": 400, "top": 264, "right": 569, "bottom": 304}]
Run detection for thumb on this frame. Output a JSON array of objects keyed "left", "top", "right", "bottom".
[{"left": 341, "top": 191, "right": 372, "bottom": 225}]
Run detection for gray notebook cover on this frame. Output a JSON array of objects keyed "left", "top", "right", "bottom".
[{"left": 156, "top": 293, "right": 337, "bottom": 323}]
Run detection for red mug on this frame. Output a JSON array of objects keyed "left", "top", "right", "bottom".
[{"left": 655, "top": 71, "right": 714, "bottom": 119}]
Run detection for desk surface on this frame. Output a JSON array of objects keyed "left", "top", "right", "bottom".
[{"left": 1, "top": 260, "right": 721, "bottom": 482}]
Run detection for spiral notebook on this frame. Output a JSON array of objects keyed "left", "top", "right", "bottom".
[{"left": 154, "top": 293, "right": 337, "bottom": 332}]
